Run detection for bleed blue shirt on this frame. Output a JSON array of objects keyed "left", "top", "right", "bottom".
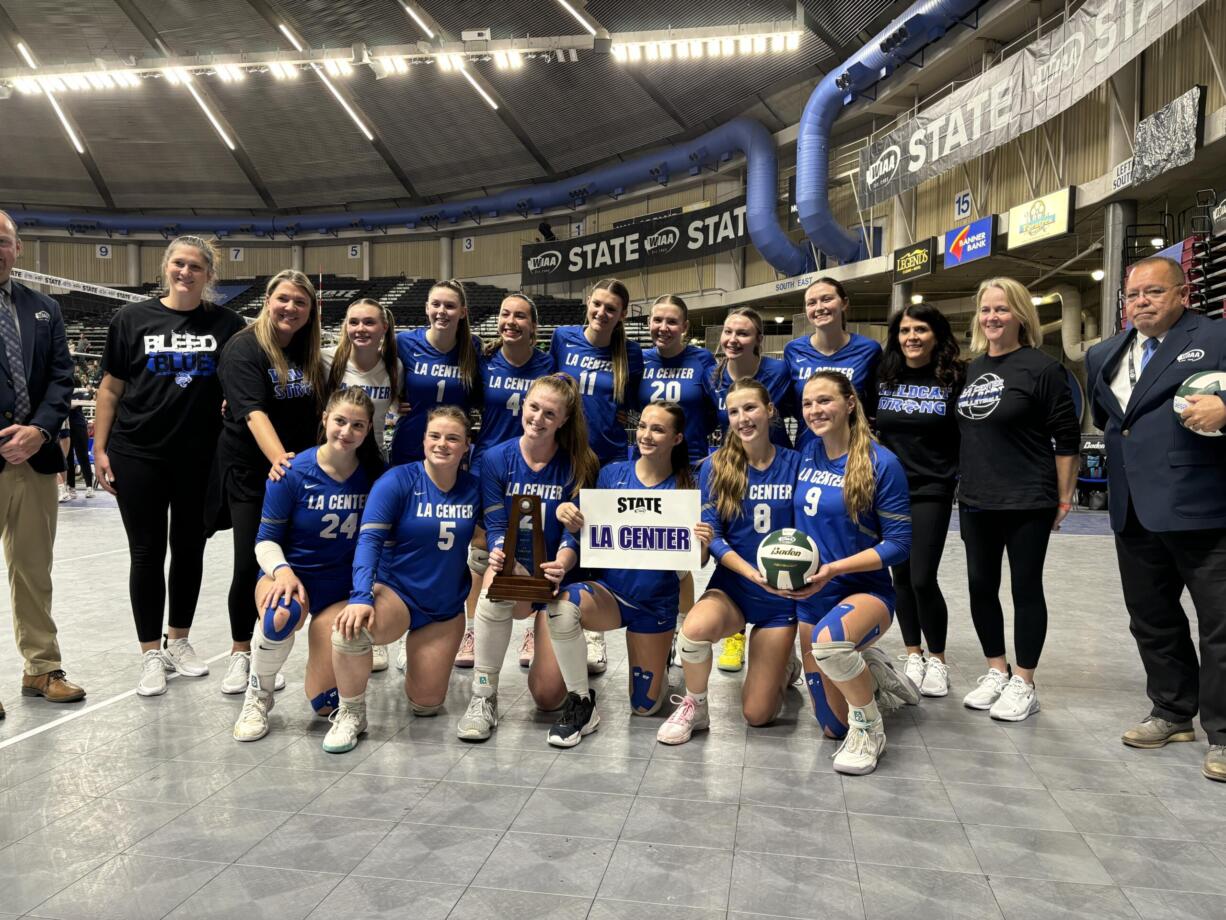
[
  {"left": 257, "top": 447, "right": 373, "bottom": 580},
  {"left": 474, "top": 348, "right": 555, "bottom": 465},
  {"left": 391, "top": 328, "right": 480, "bottom": 465},
  {"left": 550, "top": 325, "right": 644, "bottom": 464},
  {"left": 640, "top": 346, "right": 717, "bottom": 463},
  {"left": 350, "top": 462, "right": 480, "bottom": 617}
]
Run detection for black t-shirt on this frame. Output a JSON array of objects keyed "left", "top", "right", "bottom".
[
  {"left": 218, "top": 331, "right": 321, "bottom": 479},
  {"left": 956, "top": 347, "right": 1080, "bottom": 510},
  {"left": 102, "top": 298, "right": 246, "bottom": 460},
  {"left": 875, "top": 363, "right": 961, "bottom": 499}
]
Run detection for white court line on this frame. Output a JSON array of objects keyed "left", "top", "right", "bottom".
[{"left": 0, "top": 649, "right": 233, "bottom": 752}]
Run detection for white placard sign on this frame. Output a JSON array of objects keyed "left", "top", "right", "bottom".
[
  {"left": 95, "top": 244, "right": 112, "bottom": 259},
  {"left": 579, "top": 488, "right": 702, "bottom": 571}
]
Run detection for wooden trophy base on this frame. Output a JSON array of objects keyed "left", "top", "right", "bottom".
[{"left": 487, "top": 574, "right": 556, "bottom": 603}]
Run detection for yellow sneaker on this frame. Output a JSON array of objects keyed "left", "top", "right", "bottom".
[{"left": 717, "top": 632, "right": 746, "bottom": 672}]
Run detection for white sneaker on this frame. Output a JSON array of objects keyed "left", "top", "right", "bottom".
[
  {"left": 322, "top": 702, "right": 368, "bottom": 753},
  {"left": 963, "top": 667, "right": 1010, "bottom": 710},
  {"left": 162, "top": 637, "right": 209, "bottom": 677},
  {"left": 656, "top": 694, "right": 710, "bottom": 745},
  {"left": 67, "top": 487, "right": 77, "bottom": 501},
  {"left": 863, "top": 647, "right": 920, "bottom": 707},
  {"left": 233, "top": 689, "right": 273, "bottom": 742},
  {"left": 220, "top": 652, "right": 251, "bottom": 694},
  {"left": 833, "top": 715, "right": 886, "bottom": 775},
  {"left": 84, "top": 486, "right": 94, "bottom": 498},
  {"left": 920, "top": 658, "right": 949, "bottom": 697},
  {"left": 273, "top": 672, "right": 286, "bottom": 691},
  {"left": 136, "top": 649, "right": 167, "bottom": 697},
  {"left": 371, "top": 644, "right": 389, "bottom": 673},
  {"left": 990, "top": 675, "right": 1040, "bottom": 722},
  {"left": 457, "top": 693, "right": 498, "bottom": 741},
  {"left": 585, "top": 630, "right": 607, "bottom": 675},
  {"left": 396, "top": 636, "right": 408, "bottom": 672},
  {"left": 900, "top": 652, "right": 926, "bottom": 687},
  {"left": 58, "top": 484, "right": 70, "bottom": 503}
]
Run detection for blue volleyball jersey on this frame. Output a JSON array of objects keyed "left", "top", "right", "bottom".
[
  {"left": 589, "top": 461, "right": 685, "bottom": 615},
  {"left": 793, "top": 438, "right": 911, "bottom": 609},
  {"left": 701, "top": 446, "right": 800, "bottom": 566},
  {"left": 784, "top": 334, "right": 882, "bottom": 445},
  {"left": 257, "top": 447, "right": 373, "bottom": 580},
  {"left": 640, "top": 346, "right": 717, "bottom": 463},
  {"left": 481, "top": 438, "right": 580, "bottom": 564},
  {"left": 703, "top": 355, "right": 793, "bottom": 449},
  {"left": 350, "top": 462, "right": 480, "bottom": 617},
  {"left": 391, "top": 328, "right": 480, "bottom": 465},
  {"left": 473, "top": 348, "right": 555, "bottom": 464},
  {"left": 550, "top": 325, "right": 644, "bottom": 464}
]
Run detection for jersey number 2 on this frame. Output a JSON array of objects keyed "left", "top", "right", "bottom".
[{"left": 320, "top": 512, "right": 358, "bottom": 540}]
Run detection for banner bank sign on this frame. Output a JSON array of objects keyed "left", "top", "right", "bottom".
[
  {"left": 521, "top": 197, "right": 749, "bottom": 284},
  {"left": 857, "top": 0, "right": 1206, "bottom": 207}
]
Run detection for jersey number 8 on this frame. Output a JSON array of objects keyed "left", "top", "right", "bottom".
[{"left": 753, "top": 503, "right": 771, "bottom": 534}]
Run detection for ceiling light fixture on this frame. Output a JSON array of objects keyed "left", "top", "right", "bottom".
[
  {"left": 609, "top": 31, "right": 803, "bottom": 64},
  {"left": 312, "top": 65, "right": 374, "bottom": 140},
  {"left": 181, "top": 77, "right": 236, "bottom": 150},
  {"left": 1150, "top": 237, "right": 1165, "bottom": 248},
  {"left": 910, "top": 294, "right": 923, "bottom": 304},
  {"left": 1091, "top": 268, "right": 1105, "bottom": 281},
  {"left": 461, "top": 69, "right": 498, "bottom": 109},
  {"left": 402, "top": 3, "right": 435, "bottom": 39},
  {"left": 556, "top": 0, "right": 597, "bottom": 37},
  {"left": 278, "top": 24, "right": 303, "bottom": 52},
  {"left": 45, "top": 91, "right": 85, "bottom": 154},
  {"left": 16, "top": 41, "right": 37, "bottom": 69},
  {"left": 507, "top": 49, "right": 523, "bottom": 69}
]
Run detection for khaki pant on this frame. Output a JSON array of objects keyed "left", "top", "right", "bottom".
[{"left": 0, "top": 461, "right": 60, "bottom": 675}]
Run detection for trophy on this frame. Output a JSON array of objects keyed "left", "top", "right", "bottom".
[{"left": 488, "top": 495, "right": 556, "bottom": 602}]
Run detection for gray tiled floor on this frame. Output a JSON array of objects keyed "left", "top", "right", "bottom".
[{"left": 1, "top": 498, "right": 1224, "bottom": 919}]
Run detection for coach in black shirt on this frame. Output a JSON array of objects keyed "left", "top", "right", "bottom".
[{"left": 1086, "top": 255, "right": 1226, "bottom": 783}]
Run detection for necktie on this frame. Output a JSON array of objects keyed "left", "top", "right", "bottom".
[
  {"left": 0, "top": 290, "right": 30, "bottom": 422},
  {"left": 1140, "top": 336, "right": 1159, "bottom": 373}
]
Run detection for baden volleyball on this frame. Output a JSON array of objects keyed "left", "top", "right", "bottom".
[
  {"left": 756, "top": 528, "right": 820, "bottom": 590},
  {"left": 1173, "top": 371, "right": 1226, "bottom": 437}
]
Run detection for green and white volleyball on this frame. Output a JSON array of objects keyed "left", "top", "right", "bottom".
[
  {"left": 756, "top": 529, "right": 820, "bottom": 590},
  {"left": 1173, "top": 371, "right": 1226, "bottom": 438}
]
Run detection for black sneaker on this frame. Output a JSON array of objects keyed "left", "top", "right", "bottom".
[{"left": 548, "top": 690, "right": 600, "bottom": 748}]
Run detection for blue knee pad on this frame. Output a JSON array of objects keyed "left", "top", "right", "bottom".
[
  {"left": 562, "top": 582, "right": 594, "bottom": 605},
  {"left": 310, "top": 687, "right": 338, "bottom": 715},
  {"left": 631, "top": 666, "right": 656, "bottom": 712},
  {"left": 263, "top": 598, "right": 303, "bottom": 642},
  {"left": 805, "top": 670, "right": 847, "bottom": 739}
]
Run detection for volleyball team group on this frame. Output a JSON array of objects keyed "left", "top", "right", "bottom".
[{"left": 93, "top": 234, "right": 1079, "bottom": 777}]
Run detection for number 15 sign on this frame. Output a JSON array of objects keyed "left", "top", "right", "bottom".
[{"left": 579, "top": 489, "right": 702, "bottom": 571}]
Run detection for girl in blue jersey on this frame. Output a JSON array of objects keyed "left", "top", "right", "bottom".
[
  {"left": 459, "top": 293, "right": 555, "bottom": 670},
  {"left": 457, "top": 374, "right": 600, "bottom": 742},
  {"left": 791, "top": 370, "right": 916, "bottom": 776},
  {"left": 322, "top": 406, "right": 481, "bottom": 753},
  {"left": 390, "top": 279, "right": 480, "bottom": 465},
  {"left": 640, "top": 295, "right": 717, "bottom": 463},
  {"left": 546, "top": 403, "right": 712, "bottom": 747},
  {"left": 784, "top": 278, "right": 882, "bottom": 448},
  {"left": 549, "top": 278, "right": 644, "bottom": 465},
  {"left": 702, "top": 307, "right": 792, "bottom": 673},
  {"left": 232, "top": 387, "right": 378, "bottom": 744},
  {"left": 658, "top": 379, "right": 802, "bottom": 745}
]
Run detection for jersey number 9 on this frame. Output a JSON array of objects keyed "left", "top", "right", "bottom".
[{"left": 802, "top": 486, "right": 821, "bottom": 516}]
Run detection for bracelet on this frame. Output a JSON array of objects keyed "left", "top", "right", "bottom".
[{"left": 1058, "top": 502, "right": 1073, "bottom": 510}]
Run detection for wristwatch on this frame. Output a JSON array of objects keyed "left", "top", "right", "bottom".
[{"left": 33, "top": 426, "right": 51, "bottom": 444}]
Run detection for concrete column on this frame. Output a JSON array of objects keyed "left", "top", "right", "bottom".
[
  {"left": 127, "top": 243, "right": 141, "bottom": 286},
  {"left": 1102, "top": 60, "right": 1139, "bottom": 336},
  {"left": 439, "top": 233, "right": 453, "bottom": 281},
  {"left": 361, "top": 241, "right": 371, "bottom": 281},
  {"left": 291, "top": 244, "right": 304, "bottom": 272},
  {"left": 888, "top": 193, "right": 913, "bottom": 316}
]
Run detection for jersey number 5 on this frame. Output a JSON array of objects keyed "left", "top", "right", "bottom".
[
  {"left": 438, "top": 521, "right": 455, "bottom": 550},
  {"left": 320, "top": 512, "right": 358, "bottom": 539}
]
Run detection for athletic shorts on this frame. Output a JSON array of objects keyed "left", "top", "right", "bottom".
[
  {"left": 382, "top": 581, "right": 464, "bottom": 632},
  {"left": 258, "top": 570, "right": 351, "bottom": 616},
  {"left": 705, "top": 567, "right": 796, "bottom": 629},
  {"left": 798, "top": 584, "right": 896, "bottom": 629},
  {"left": 582, "top": 581, "right": 676, "bottom": 634}
]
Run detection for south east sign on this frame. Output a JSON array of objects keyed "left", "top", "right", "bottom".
[
  {"left": 521, "top": 197, "right": 749, "bottom": 284},
  {"left": 893, "top": 238, "right": 935, "bottom": 283}
]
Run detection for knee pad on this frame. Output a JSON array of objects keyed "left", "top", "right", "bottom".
[
  {"left": 262, "top": 598, "right": 303, "bottom": 642},
  {"left": 676, "top": 628, "right": 712, "bottom": 665},
  {"left": 331, "top": 627, "right": 373, "bottom": 656},
  {"left": 811, "top": 639, "right": 866, "bottom": 684},
  {"left": 468, "top": 546, "right": 489, "bottom": 575},
  {"left": 631, "top": 666, "right": 663, "bottom": 715},
  {"left": 546, "top": 597, "right": 583, "bottom": 642},
  {"left": 310, "top": 687, "right": 338, "bottom": 715},
  {"left": 409, "top": 697, "right": 444, "bottom": 717},
  {"left": 475, "top": 591, "right": 513, "bottom": 623}
]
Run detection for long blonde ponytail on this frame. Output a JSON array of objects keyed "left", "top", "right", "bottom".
[{"left": 806, "top": 371, "right": 877, "bottom": 523}]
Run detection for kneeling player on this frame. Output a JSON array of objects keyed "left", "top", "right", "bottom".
[
  {"left": 792, "top": 371, "right": 916, "bottom": 775},
  {"left": 547, "top": 403, "right": 711, "bottom": 747},
  {"left": 233, "top": 387, "right": 379, "bottom": 742},
  {"left": 324, "top": 407, "right": 480, "bottom": 753}
]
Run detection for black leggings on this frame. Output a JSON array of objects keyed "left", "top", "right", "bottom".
[
  {"left": 959, "top": 506, "right": 1056, "bottom": 670},
  {"left": 891, "top": 495, "right": 953, "bottom": 654},
  {"left": 227, "top": 495, "right": 263, "bottom": 644},
  {"left": 109, "top": 450, "right": 209, "bottom": 644},
  {"left": 64, "top": 409, "right": 92, "bottom": 490}
]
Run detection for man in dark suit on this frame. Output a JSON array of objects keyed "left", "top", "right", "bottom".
[
  {"left": 0, "top": 210, "right": 86, "bottom": 719},
  {"left": 1086, "top": 255, "right": 1226, "bottom": 783}
]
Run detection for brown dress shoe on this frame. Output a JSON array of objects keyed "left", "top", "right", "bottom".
[{"left": 22, "top": 670, "right": 86, "bottom": 703}]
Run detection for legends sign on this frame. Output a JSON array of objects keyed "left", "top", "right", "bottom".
[
  {"left": 894, "top": 238, "right": 935, "bottom": 282},
  {"left": 521, "top": 197, "right": 748, "bottom": 284}
]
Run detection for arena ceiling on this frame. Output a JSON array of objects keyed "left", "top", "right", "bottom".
[{"left": 0, "top": 0, "right": 905, "bottom": 213}]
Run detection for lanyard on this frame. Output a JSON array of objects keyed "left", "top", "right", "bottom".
[{"left": 1127, "top": 338, "right": 1138, "bottom": 387}]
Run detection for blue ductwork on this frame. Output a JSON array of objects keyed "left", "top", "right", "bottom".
[
  {"left": 795, "top": 0, "right": 983, "bottom": 263},
  {"left": 12, "top": 117, "right": 814, "bottom": 277}
]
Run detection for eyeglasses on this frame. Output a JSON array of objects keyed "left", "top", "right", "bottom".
[{"left": 1124, "top": 285, "right": 1183, "bottom": 303}]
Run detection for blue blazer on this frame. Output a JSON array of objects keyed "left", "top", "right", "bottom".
[
  {"left": 1086, "top": 308, "right": 1226, "bottom": 533},
  {"left": 0, "top": 280, "right": 73, "bottom": 475}
]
